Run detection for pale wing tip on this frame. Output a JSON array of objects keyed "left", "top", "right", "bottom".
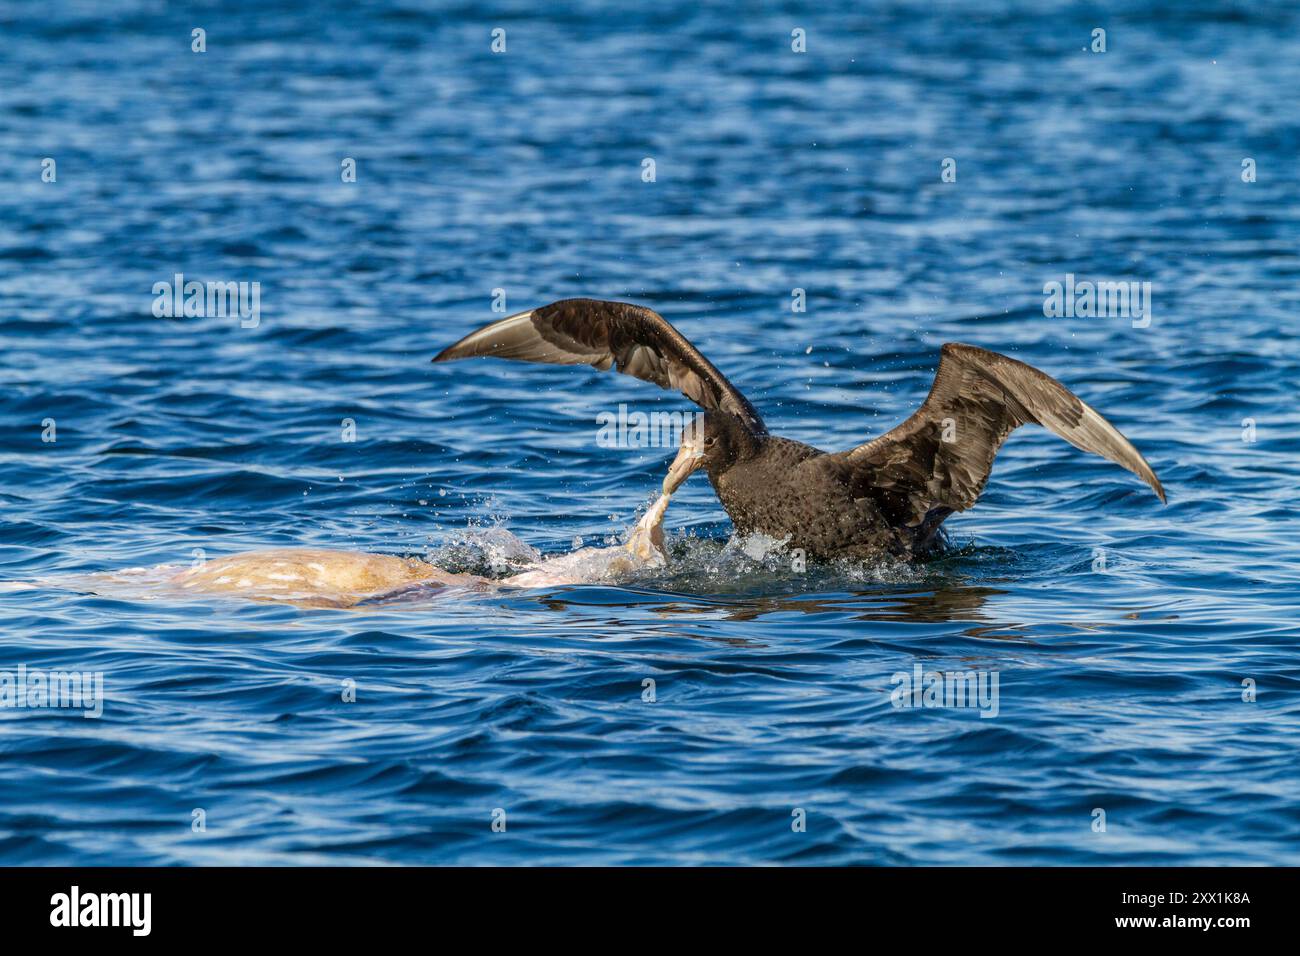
[
  {"left": 1139, "top": 462, "right": 1167, "bottom": 504},
  {"left": 1079, "top": 404, "right": 1167, "bottom": 504},
  {"left": 1114, "top": 426, "right": 1166, "bottom": 504},
  {"left": 432, "top": 341, "right": 477, "bottom": 362},
  {"left": 1095, "top": 445, "right": 1167, "bottom": 505},
  {"left": 433, "top": 311, "right": 535, "bottom": 363},
  {"left": 1112, "top": 436, "right": 1167, "bottom": 503}
]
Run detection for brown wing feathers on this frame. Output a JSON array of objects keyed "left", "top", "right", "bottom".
[
  {"left": 841, "top": 343, "right": 1165, "bottom": 523},
  {"left": 434, "top": 298, "right": 766, "bottom": 434}
]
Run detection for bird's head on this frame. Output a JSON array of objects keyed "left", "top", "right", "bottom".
[{"left": 662, "top": 411, "right": 758, "bottom": 493}]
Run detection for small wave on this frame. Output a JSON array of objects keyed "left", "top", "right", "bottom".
[{"left": 424, "top": 524, "right": 543, "bottom": 577}]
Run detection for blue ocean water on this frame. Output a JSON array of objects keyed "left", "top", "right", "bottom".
[{"left": 1, "top": 0, "right": 1299, "bottom": 865}]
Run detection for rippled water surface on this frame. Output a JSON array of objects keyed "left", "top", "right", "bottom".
[{"left": 2, "top": 0, "right": 1299, "bottom": 865}]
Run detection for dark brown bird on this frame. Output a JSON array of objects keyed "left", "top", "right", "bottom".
[{"left": 434, "top": 298, "right": 1165, "bottom": 560}]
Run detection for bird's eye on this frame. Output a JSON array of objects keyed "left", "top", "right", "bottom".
[{"left": 704, "top": 437, "right": 716, "bottom": 447}]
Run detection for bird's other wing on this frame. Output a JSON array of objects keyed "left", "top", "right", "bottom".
[
  {"left": 434, "top": 298, "right": 766, "bottom": 435},
  {"left": 834, "top": 343, "right": 1165, "bottom": 526}
]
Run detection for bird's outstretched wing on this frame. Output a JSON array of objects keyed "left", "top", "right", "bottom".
[
  {"left": 834, "top": 343, "right": 1165, "bottom": 526},
  {"left": 434, "top": 298, "right": 766, "bottom": 434}
]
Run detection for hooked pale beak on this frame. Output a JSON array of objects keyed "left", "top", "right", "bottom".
[{"left": 663, "top": 427, "right": 705, "bottom": 494}]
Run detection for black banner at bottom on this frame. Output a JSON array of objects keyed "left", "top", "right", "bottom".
[{"left": 0, "top": 866, "right": 1281, "bottom": 941}]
